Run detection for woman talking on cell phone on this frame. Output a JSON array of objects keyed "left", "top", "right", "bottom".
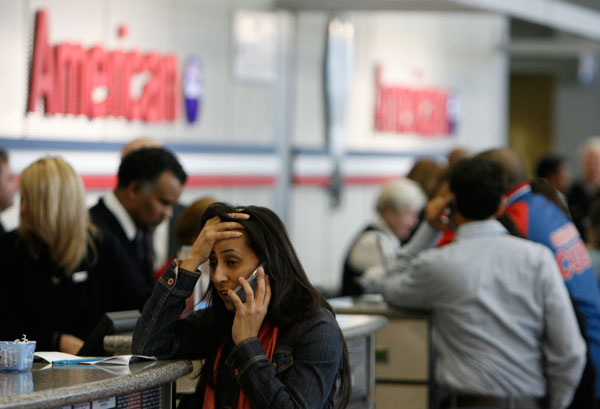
[{"left": 132, "top": 202, "right": 351, "bottom": 409}]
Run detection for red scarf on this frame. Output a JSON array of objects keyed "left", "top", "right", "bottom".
[{"left": 203, "top": 321, "right": 280, "bottom": 409}]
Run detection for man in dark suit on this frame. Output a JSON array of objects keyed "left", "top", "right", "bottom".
[
  {"left": 120, "top": 137, "right": 188, "bottom": 273},
  {"left": 90, "top": 147, "right": 187, "bottom": 297}
]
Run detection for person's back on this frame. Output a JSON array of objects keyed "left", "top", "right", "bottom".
[
  {"left": 383, "top": 158, "right": 585, "bottom": 409},
  {"left": 405, "top": 226, "right": 577, "bottom": 398},
  {"left": 0, "top": 228, "right": 147, "bottom": 351}
]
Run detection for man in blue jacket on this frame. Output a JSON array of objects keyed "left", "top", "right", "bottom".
[{"left": 481, "top": 148, "right": 600, "bottom": 408}]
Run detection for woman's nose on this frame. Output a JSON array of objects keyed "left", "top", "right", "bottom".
[{"left": 212, "top": 265, "right": 228, "bottom": 284}]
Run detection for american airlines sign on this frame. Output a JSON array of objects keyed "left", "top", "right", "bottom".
[
  {"left": 27, "top": 9, "right": 180, "bottom": 123},
  {"left": 374, "top": 65, "right": 459, "bottom": 136}
]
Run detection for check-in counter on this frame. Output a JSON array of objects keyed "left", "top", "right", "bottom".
[
  {"left": 329, "top": 294, "right": 433, "bottom": 409},
  {"left": 0, "top": 360, "right": 192, "bottom": 409},
  {"left": 104, "top": 313, "right": 387, "bottom": 409},
  {"left": 337, "top": 314, "right": 388, "bottom": 409}
]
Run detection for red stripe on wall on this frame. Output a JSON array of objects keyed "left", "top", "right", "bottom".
[
  {"left": 293, "top": 176, "right": 331, "bottom": 187},
  {"left": 82, "top": 175, "right": 117, "bottom": 189},
  {"left": 344, "top": 176, "right": 399, "bottom": 185},
  {"left": 81, "top": 174, "right": 277, "bottom": 190},
  {"left": 81, "top": 174, "right": 400, "bottom": 190},
  {"left": 185, "top": 175, "right": 277, "bottom": 187},
  {"left": 293, "top": 175, "right": 399, "bottom": 186}
]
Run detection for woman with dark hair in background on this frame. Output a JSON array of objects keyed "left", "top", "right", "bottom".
[{"left": 132, "top": 203, "right": 351, "bottom": 409}]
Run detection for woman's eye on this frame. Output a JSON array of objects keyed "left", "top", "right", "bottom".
[{"left": 226, "top": 259, "right": 238, "bottom": 266}]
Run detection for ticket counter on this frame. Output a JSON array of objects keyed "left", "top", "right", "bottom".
[
  {"left": 0, "top": 360, "right": 191, "bottom": 409},
  {"left": 329, "top": 295, "right": 433, "bottom": 409},
  {"left": 0, "top": 313, "right": 386, "bottom": 409},
  {"left": 106, "top": 314, "right": 388, "bottom": 409}
]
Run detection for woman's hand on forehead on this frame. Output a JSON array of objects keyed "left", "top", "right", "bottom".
[
  {"left": 180, "top": 214, "right": 249, "bottom": 271},
  {"left": 226, "top": 212, "right": 250, "bottom": 220}
]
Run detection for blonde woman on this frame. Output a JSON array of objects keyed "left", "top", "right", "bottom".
[{"left": 0, "top": 157, "right": 146, "bottom": 354}]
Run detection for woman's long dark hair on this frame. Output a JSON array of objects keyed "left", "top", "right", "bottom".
[{"left": 197, "top": 202, "right": 351, "bottom": 408}]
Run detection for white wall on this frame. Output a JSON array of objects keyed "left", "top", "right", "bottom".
[{"left": 554, "top": 79, "right": 600, "bottom": 178}]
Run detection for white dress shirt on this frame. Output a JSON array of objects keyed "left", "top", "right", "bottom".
[{"left": 102, "top": 191, "right": 137, "bottom": 241}]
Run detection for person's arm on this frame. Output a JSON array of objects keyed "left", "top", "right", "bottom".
[
  {"left": 382, "top": 194, "right": 455, "bottom": 308},
  {"left": 540, "top": 248, "right": 587, "bottom": 409},
  {"left": 389, "top": 193, "right": 453, "bottom": 271},
  {"left": 382, "top": 247, "right": 444, "bottom": 310},
  {"left": 225, "top": 310, "right": 343, "bottom": 409},
  {"left": 131, "top": 262, "right": 215, "bottom": 359}
]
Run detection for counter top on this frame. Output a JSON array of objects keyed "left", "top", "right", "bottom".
[
  {"left": 0, "top": 360, "right": 192, "bottom": 409},
  {"left": 329, "top": 294, "right": 429, "bottom": 319},
  {"left": 103, "top": 313, "right": 389, "bottom": 397},
  {"left": 2, "top": 312, "right": 386, "bottom": 409},
  {"left": 104, "top": 313, "right": 389, "bottom": 355},
  {"left": 336, "top": 314, "right": 388, "bottom": 339}
]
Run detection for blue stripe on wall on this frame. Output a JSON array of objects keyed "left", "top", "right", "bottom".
[
  {"left": 0, "top": 137, "right": 276, "bottom": 154},
  {"left": 0, "top": 137, "right": 446, "bottom": 158}
]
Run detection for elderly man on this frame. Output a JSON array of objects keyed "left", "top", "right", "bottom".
[
  {"left": 90, "top": 147, "right": 187, "bottom": 297},
  {"left": 383, "top": 158, "right": 585, "bottom": 409},
  {"left": 341, "top": 178, "right": 426, "bottom": 296}
]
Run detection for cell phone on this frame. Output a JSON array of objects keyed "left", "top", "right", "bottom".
[
  {"left": 441, "top": 198, "right": 456, "bottom": 223},
  {"left": 228, "top": 265, "right": 261, "bottom": 309}
]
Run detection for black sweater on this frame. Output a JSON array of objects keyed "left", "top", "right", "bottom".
[{"left": 0, "top": 229, "right": 149, "bottom": 351}]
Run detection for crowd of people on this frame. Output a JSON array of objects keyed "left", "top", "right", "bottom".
[
  {"left": 2, "top": 136, "right": 600, "bottom": 408},
  {"left": 341, "top": 140, "right": 600, "bottom": 409}
]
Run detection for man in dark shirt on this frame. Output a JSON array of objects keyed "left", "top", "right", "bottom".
[
  {"left": 568, "top": 137, "right": 600, "bottom": 240},
  {"left": 90, "top": 147, "right": 187, "bottom": 298},
  {"left": 536, "top": 153, "right": 571, "bottom": 195}
]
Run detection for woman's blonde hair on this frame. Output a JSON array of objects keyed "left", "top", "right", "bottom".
[{"left": 19, "top": 156, "right": 91, "bottom": 275}]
